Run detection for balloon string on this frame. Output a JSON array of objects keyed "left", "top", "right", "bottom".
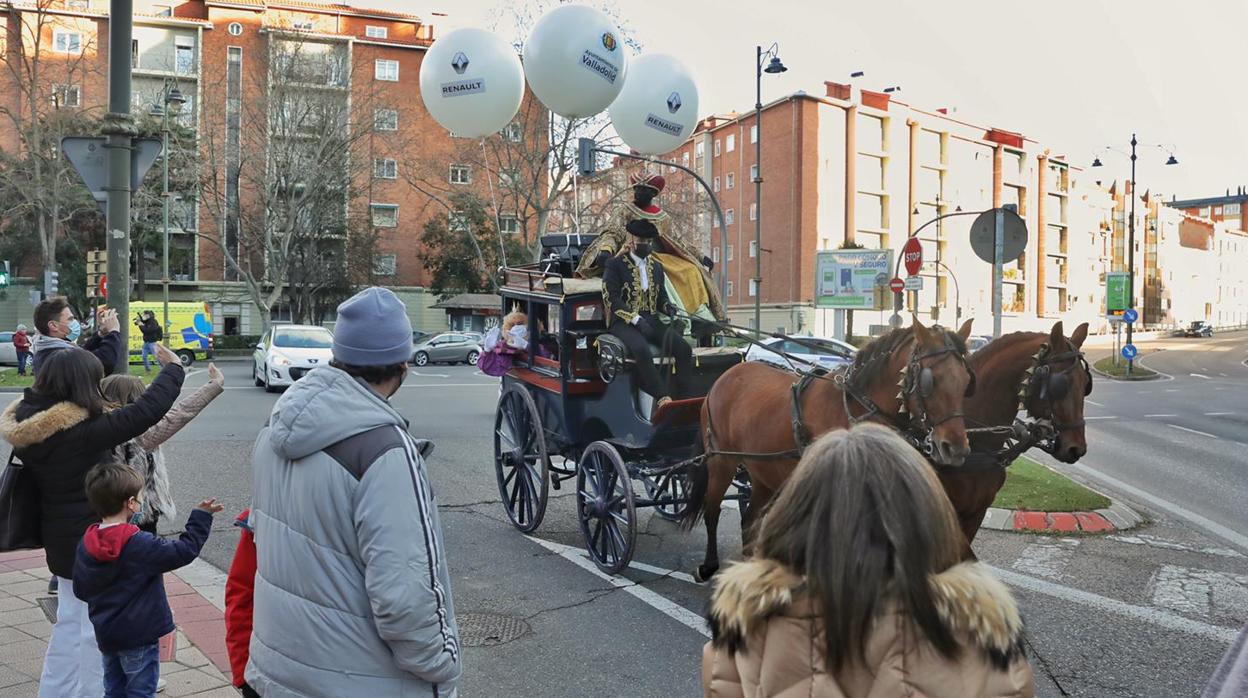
[{"left": 481, "top": 138, "right": 508, "bottom": 268}]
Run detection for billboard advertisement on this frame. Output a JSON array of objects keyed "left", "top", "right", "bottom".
[{"left": 815, "top": 249, "right": 893, "bottom": 309}]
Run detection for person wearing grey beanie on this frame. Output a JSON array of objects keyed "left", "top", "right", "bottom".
[{"left": 246, "top": 287, "right": 461, "bottom": 697}]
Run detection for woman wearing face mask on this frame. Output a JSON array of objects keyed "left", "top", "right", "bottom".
[
  {"left": 602, "top": 219, "right": 694, "bottom": 418},
  {"left": 30, "top": 296, "right": 124, "bottom": 376},
  {"left": 0, "top": 348, "right": 184, "bottom": 698}
]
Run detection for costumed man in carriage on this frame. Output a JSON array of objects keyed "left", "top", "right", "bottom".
[
  {"left": 602, "top": 219, "right": 694, "bottom": 418},
  {"left": 577, "top": 172, "right": 726, "bottom": 339}
]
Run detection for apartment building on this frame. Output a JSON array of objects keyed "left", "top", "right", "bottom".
[{"left": 0, "top": 0, "right": 529, "bottom": 334}]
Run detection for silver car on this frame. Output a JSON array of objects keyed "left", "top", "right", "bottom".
[{"left": 412, "top": 332, "right": 481, "bottom": 366}]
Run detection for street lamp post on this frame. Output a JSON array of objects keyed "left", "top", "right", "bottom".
[
  {"left": 753, "top": 43, "right": 786, "bottom": 333},
  {"left": 1092, "top": 136, "right": 1177, "bottom": 374},
  {"left": 151, "top": 82, "right": 185, "bottom": 338}
]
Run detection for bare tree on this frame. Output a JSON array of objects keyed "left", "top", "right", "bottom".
[
  {"left": 0, "top": 0, "right": 105, "bottom": 284},
  {"left": 196, "top": 31, "right": 382, "bottom": 330}
]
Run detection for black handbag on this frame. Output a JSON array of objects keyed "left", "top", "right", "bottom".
[{"left": 0, "top": 451, "right": 42, "bottom": 552}]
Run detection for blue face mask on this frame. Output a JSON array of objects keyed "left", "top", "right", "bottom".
[
  {"left": 66, "top": 319, "right": 82, "bottom": 342},
  {"left": 129, "top": 510, "right": 143, "bottom": 526}
]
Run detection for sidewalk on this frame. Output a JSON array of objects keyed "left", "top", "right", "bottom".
[{"left": 0, "top": 550, "right": 237, "bottom": 697}]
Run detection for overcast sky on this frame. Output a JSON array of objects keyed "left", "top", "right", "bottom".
[{"left": 368, "top": 0, "right": 1245, "bottom": 201}]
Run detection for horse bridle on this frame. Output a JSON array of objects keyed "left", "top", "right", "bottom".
[{"left": 1020, "top": 344, "right": 1093, "bottom": 433}]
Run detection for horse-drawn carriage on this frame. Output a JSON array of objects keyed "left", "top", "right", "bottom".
[{"left": 491, "top": 235, "right": 747, "bottom": 573}]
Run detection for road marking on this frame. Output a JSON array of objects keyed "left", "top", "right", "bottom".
[
  {"left": 1205, "top": 412, "right": 1235, "bottom": 416},
  {"left": 988, "top": 566, "right": 1238, "bottom": 643},
  {"left": 1152, "top": 565, "right": 1248, "bottom": 618},
  {"left": 1145, "top": 414, "right": 1177, "bottom": 418},
  {"left": 1110, "top": 534, "right": 1245, "bottom": 559},
  {"left": 627, "top": 559, "right": 699, "bottom": 585},
  {"left": 411, "top": 371, "right": 450, "bottom": 378},
  {"left": 1086, "top": 399, "right": 1105, "bottom": 407},
  {"left": 1065, "top": 466, "right": 1248, "bottom": 553},
  {"left": 529, "top": 538, "right": 710, "bottom": 638},
  {"left": 1191, "top": 373, "right": 1211, "bottom": 380},
  {"left": 1012, "top": 540, "right": 1079, "bottom": 579},
  {"left": 1085, "top": 416, "right": 1118, "bottom": 421},
  {"left": 1168, "top": 424, "right": 1218, "bottom": 439}
]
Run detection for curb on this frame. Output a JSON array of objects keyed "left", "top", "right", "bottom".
[{"left": 981, "top": 500, "right": 1145, "bottom": 534}]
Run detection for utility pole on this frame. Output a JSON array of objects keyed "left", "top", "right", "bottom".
[
  {"left": 1126, "top": 133, "right": 1138, "bottom": 375},
  {"left": 103, "top": 0, "right": 135, "bottom": 373}
]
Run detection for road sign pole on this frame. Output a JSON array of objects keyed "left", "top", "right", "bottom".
[
  {"left": 103, "top": 0, "right": 135, "bottom": 374},
  {"left": 993, "top": 207, "right": 1004, "bottom": 338}
]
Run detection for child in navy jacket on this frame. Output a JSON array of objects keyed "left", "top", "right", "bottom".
[{"left": 73, "top": 462, "right": 223, "bottom": 697}]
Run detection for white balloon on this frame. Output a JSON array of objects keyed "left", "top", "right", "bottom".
[
  {"left": 608, "top": 54, "right": 699, "bottom": 156},
  {"left": 419, "top": 28, "right": 524, "bottom": 139},
  {"left": 523, "top": 5, "right": 628, "bottom": 119}
]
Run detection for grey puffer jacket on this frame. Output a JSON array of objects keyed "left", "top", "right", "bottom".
[{"left": 246, "top": 366, "right": 461, "bottom": 698}]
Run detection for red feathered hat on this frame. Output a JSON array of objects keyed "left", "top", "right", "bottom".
[{"left": 629, "top": 172, "right": 666, "bottom": 193}]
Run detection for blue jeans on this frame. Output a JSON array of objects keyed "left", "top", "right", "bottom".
[
  {"left": 141, "top": 342, "right": 158, "bottom": 370},
  {"left": 16, "top": 350, "right": 31, "bottom": 375},
  {"left": 102, "top": 643, "right": 160, "bottom": 698}
]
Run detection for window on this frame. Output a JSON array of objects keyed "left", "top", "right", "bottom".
[
  {"left": 1226, "top": 203, "right": 1242, "bottom": 216},
  {"left": 52, "top": 84, "right": 81, "bottom": 108},
  {"left": 370, "top": 204, "right": 398, "bottom": 228},
  {"left": 227, "top": 22, "right": 243, "bottom": 36},
  {"left": 53, "top": 30, "right": 82, "bottom": 54},
  {"left": 725, "top": 209, "right": 735, "bottom": 225},
  {"left": 449, "top": 164, "right": 470, "bottom": 184},
  {"left": 373, "top": 254, "right": 397, "bottom": 276},
  {"left": 727, "top": 281, "right": 734, "bottom": 296},
  {"left": 175, "top": 36, "right": 194, "bottom": 75},
  {"left": 499, "top": 169, "right": 517, "bottom": 187},
  {"left": 726, "top": 172, "right": 735, "bottom": 190},
  {"left": 67, "top": 0, "right": 89, "bottom": 9},
  {"left": 695, "top": 141, "right": 705, "bottom": 157},
  {"left": 151, "top": 3, "right": 171, "bottom": 15},
  {"left": 750, "top": 124, "right": 759, "bottom": 143},
  {"left": 668, "top": 158, "right": 676, "bottom": 173},
  {"left": 714, "top": 139, "right": 721, "bottom": 157},
  {"left": 726, "top": 134, "right": 735, "bottom": 152},
  {"left": 727, "top": 245, "right": 734, "bottom": 261},
  {"left": 365, "top": 25, "right": 388, "bottom": 39},
  {"left": 292, "top": 20, "right": 314, "bottom": 31},
  {"left": 373, "top": 158, "right": 397, "bottom": 179},
  {"left": 1199, "top": 206, "right": 1210, "bottom": 217},
  {"left": 375, "top": 59, "right": 399, "bottom": 81},
  {"left": 750, "top": 164, "right": 758, "bottom": 181},
  {"left": 749, "top": 279, "right": 758, "bottom": 297},
  {"left": 712, "top": 176, "right": 720, "bottom": 193},
  {"left": 749, "top": 240, "right": 758, "bottom": 258},
  {"left": 504, "top": 122, "right": 523, "bottom": 142},
  {"left": 131, "top": 39, "right": 139, "bottom": 68},
  {"left": 449, "top": 210, "right": 469, "bottom": 231},
  {"left": 682, "top": 152, "right": 689, "bottom": 167},
  {"left": 374, "top": 108, "right": 398, "bottom": 131},
  {"left": 499, "top": 215, "right": 519, "bottom": 235},
  {"left": 749, "top": 203, "right": 757, "bottom": 221},
  {"left": 712, "top": 247, "right": 720, "bottom": 263}
]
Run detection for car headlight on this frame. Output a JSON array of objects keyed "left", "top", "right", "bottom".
[{"left": 271, "top": 354, "right": 291, "bottom": 367}]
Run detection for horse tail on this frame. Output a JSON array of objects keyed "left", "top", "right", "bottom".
[{"left": 680, "top": 409, "right": 711, "bottom": 531}]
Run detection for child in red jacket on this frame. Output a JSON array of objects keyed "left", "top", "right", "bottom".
[{"left": 224, "top": 509, "right": 259, "bottom": 698}]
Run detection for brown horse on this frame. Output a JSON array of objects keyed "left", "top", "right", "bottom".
[
  {"left": 936, "top": 321, "right": 1092, "bottom": 552},
  {"left": 682, "top": 318, "right": 976, "bottom": 581}
]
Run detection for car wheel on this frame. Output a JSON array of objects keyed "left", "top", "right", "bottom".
[
  {"left": 176, "top": 350, "right": 194, "bottom": 367},
  {"left": 264, "top": 369, "right": 277, "bottom": 394},
  {"left": 413, "top": 351, "right": 429, "bottom": 367},
  {"left": 467, "top": 350, "right": 480, "bottom": 365},
  {"left": 253, "top": 361, "right": 264, "bottom": 387}
]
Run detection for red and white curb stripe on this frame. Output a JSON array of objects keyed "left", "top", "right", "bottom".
[{"left": 981, "top": 501, "right": 1144, "bottom": 534}]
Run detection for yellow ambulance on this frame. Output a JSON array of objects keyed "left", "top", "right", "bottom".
[{"left": 127, "top": 301, "right": 214, "bottom": 366}]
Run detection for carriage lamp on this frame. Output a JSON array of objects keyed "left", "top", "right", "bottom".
[{"left": 574, "top": 302, "right": 604, "bottom": 323}]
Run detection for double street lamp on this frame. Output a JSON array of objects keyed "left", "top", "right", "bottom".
[
  {"left": 149, "top": 82, "right": 186, "bottom": 338},
  {"left": 753, "top": 43, "right": 786, "bottom": 333},
  {"left": 1092, "top": 135, "right": 1178, "bottom": 373}
]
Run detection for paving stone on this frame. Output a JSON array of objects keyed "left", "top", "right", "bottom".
[
  {"left": 177, "top": 645, "right": 212, "bottom": 669},
  {"left": 0, "top": 598, "right": 33, "bottom": 614},
  {"left": 188, "top": 688, "right": 245, "bottom": 698},
  {"left": 1, "top": 581, "right": 48, "bottom": 598},
  {"left": 0, "top": 679, "right": 38, "bottom": 697},
  {"left": 12, "top": 621, "right": 50, "bottom": 641},
  {"left": 981, "top": 507, "right": 1013, "bottom": 531},
  {"left": 0, "top": 572, "right": 37, "bottom": 587},
  {"left": 163, "top": 667, "right": 232, "bottom": 697},
  {"left": 0, "top": 628, "right": 30, "bottom": 646},
  {"left": 0, "top": 609, "right": 46, "bottom": 628},
  {"left": 0, "top": 665, "right": 29, "bottom": 689},
  {"left": 5, "top": 656, "right": 43, "bottom": 681},
  {"left": 2, "top": 640, "right": 47, "bottom": 661}
]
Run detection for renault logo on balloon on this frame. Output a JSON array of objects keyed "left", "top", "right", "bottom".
[
  {"left": 609, "top": 54, "right": 699, "bottom": 155},
  {"left": 451, "top": 51, "right": 469, "bottom": 75},
  {"left": 667, "top": 92, "right": 681, "bottom": 114}
]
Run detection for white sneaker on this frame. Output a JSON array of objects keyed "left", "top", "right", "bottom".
[{"left": 157, "top": 677, "right": 167, "bottom": 693}]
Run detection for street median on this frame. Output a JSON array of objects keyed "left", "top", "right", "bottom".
[{"left": 980, "top": 456, "right": 1143, "bottom": 535}]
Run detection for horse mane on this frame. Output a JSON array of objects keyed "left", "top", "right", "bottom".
[
  {"left": 969, "top": 331, "right": 1045, "bottom": 365},
  {"left": 848, "top": 325, "right": 967, "bottom": 391}
]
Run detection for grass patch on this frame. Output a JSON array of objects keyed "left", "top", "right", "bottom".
[
  {"left": 0, "top": 364, "right": 162, "bottom": 389},
  {"left": 992, "top": 456, "right": 1110, "bottom": 512},
  {"left": 1093, "top": 355, "right": 1157, "bottom": 379}
]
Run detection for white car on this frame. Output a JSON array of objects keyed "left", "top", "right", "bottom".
[
  {"left": 0, "top": 332, "right": 16, "bottom": 365},
  {"left": 252, "top": 324, "right": 335, "bottom": 392},
  {"left": 745, "top": 335, "right": 857, "bottom": 371}
]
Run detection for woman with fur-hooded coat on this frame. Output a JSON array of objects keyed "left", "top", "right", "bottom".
[{"left": 702, "top": 424, "right": 1034, "bottom": 698}]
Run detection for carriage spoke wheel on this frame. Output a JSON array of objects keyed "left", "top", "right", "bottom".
[
  {"left": 649, "top": 467, "right": 690, "bottom": 522},
  {"left": 576, "top": 441, "right": 637, "bottom": 574},
  {"left": 493, "top": 385, "right": 550, "bottom": 533},
  {"left": 599, "top": 342, "right": 625, "bottom": 383}
]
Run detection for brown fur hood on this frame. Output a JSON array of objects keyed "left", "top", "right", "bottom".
[
  {"left": 0, "top": 399, "right": 90, "bottom": 449},
  {"left": 708, "top": 558, "right": 1026, "bottom": 668}
]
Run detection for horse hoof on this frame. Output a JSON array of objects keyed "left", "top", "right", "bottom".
[{"left": 693, "top": 565, "right": 716, "bottom": 583}]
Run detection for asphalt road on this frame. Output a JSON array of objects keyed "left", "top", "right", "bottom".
[{"left": 2, "top": 345, "right": 1245, "bottom": 697}]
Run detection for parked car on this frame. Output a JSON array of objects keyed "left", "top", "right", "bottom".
[
  {"left": 252, "top": 324, "right": 335, "bottom": 392},
  {"left": 966, "top": 335, "right": 993, "bottom": 353},
  {"left": 412, "top": 332, "right": 482, "bottom": 367},
  {"left": 0, "top": 332, "right": 16, "bottom": 366},
  {"left": 744, "top": 335, "right": 856, "bottom": 371},
  {"left": 1183, "top": 321, "right": 1213, "bottom": 338},
  {"left": 413, "top": 330, "right": 433, "bottom": 345}
]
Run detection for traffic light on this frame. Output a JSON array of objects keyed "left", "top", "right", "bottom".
[
  {"left": 577, "top": 137, "right": 597, "bottom": 176},
  {"left": 86, "top": 250, "right": 106, "bottom": 299},
  {"left": 0, "top": 260, "right": 10, "bottom": 288},
  {"left": 44, "top": 269, "right": 58, "bottom": 296}
]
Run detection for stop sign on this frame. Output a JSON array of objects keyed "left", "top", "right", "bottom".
[
  {"left": 99, "top": 274, "right": 107, "bottom": 298},
  {"left": 888, "top": 277, "right": 905, "bottom": 293},
  {"left": 902, "top": 237, "right": 923, "bottom": 276}
]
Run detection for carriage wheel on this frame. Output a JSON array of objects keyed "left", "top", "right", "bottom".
[
  {"left": 493, "top": 385, "right": 550, "bottom": 533},
  {"left": 576, "top": 441, "right": 637, "bottom": 574},
  {"left": 649, "top": 468, "right": 690, "bottom": 522},
  {"left": 598, "top": 341, "right": 626, "bottom": 383}
]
